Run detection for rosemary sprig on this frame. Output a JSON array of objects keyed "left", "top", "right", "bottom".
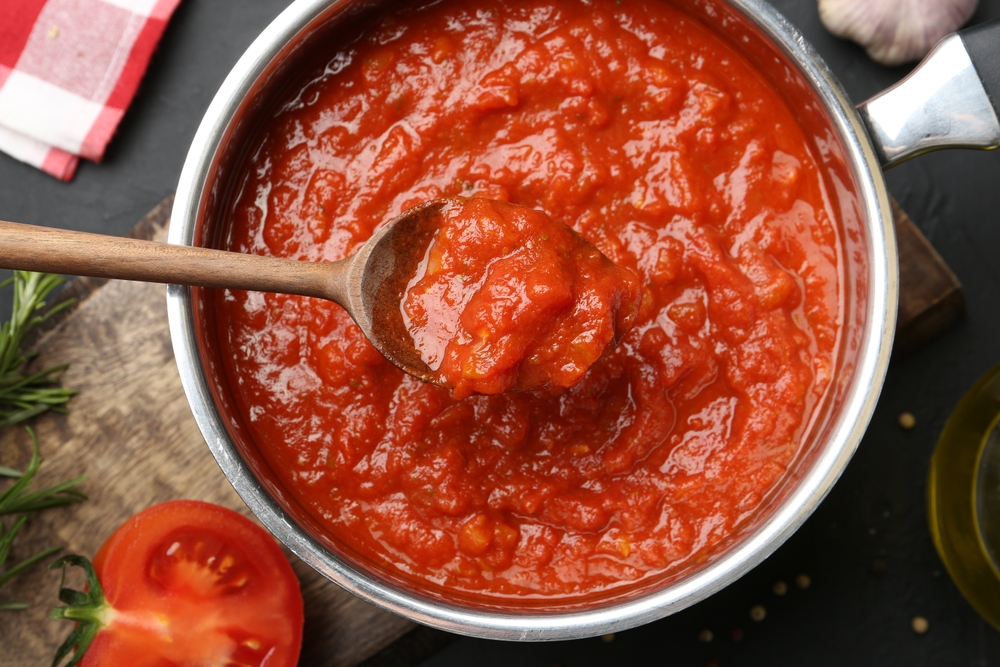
[
  {"left": 0, "top": 271, "right": 77, "bottom": 428},
  {"left": 0, "top": 428, "right": 87, "bottom": 610}
]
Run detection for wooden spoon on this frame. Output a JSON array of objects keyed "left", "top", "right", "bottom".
[{"left": 0, "top": 199, "right": 446, "bottom": 383}]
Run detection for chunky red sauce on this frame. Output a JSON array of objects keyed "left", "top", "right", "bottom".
[
  {"left": 403, "top": 197, "right": 641, "bottom": 398},
  {"left": 219, "top": 0, "right": 841, "bottom": 599}
]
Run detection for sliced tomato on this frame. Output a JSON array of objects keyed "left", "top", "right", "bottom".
[{"left": 53, "top": 500, "right": 303, "bottom": 667}]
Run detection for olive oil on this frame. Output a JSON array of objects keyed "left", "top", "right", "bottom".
[{"left": 928, "top": 364, "right": 1000, "bottom": 630}]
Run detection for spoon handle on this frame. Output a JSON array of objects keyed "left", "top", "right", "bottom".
[{"left": 0, "top": 220, "right": 346, "bottom": 302}]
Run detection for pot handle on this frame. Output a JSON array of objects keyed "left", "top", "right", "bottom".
[{"left": 857, "top": 20, "right": 1000, "bottom": 169}]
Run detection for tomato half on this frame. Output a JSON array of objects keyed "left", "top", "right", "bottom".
[{"left": 59, "top": 500, "right": 303, "bottom": 667}]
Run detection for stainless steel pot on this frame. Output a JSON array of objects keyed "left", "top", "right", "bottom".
[{"left": 166, "top": 0, "right": 1000, "bottom": 640}]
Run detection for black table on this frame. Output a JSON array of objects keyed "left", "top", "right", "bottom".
[{"left": 2, "top": 1, "right": 1000, "bottom": 665}]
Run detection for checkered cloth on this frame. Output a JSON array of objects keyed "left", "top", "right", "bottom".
[{"left": 0, "top": 0, "right": 182, "bottom": 180}]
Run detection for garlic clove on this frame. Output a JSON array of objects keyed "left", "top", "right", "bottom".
[{"left": 818, "top": 0, "right": 979, "bottom": 66}]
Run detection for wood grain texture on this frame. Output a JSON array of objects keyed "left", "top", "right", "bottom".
[{"left": 0, "top": 200, "right": 412, "bottom": 667}]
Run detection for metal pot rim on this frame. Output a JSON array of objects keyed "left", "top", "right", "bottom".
[{"left": 166, "top": 0, "right": 896, "bottom": 640}]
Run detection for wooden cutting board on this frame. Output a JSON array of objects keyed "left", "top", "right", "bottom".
[{"left": 0, "top": 195, "right": 963, "bottom": 666}]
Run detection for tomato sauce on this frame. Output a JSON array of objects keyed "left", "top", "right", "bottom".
[
  {"left": 218, "top": 0, "right": 841, "bottom": 599},
  {"left": 403, "top": 197, "right": 641, "bottom": 398}
]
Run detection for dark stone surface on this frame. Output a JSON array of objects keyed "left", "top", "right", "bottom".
[{"left": 2, "top": 1, "right": 1000, "bottom": 665}]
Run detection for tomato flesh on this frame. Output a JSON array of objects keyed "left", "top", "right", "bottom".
[{"left": 84, "top": 500, "right": 303, "bottom": 667}]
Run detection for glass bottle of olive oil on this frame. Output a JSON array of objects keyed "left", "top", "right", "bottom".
[{"left": 928, "top": 364, "right": 1000, "bottom": 630}]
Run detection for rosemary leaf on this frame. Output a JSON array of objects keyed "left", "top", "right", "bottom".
[
  {"left": 0, "top": 271, "right": 77, "bottom": 425},
  {"left": 0, "top": 405, "right": 51, "bottom": 430},
  {"left": 0, "top": 601, "right": 29, "bottom": 611},
  {"left": 0, "top": 545, "right": 61, "bottom": 588},
  {"left": 0, "top": 514, "right": 26, "bottom": 565},
  {"left": 0, "top": 437, "right": 41, "bottom": 510},
  {"left": 0, "top": 273, "right": 83, "bottom": 609},
  {"left": 1, "top": 479, "right": 88, "bottom": 515},
  {"left": 0, "top": 429, "right": 86, "bottom": 610},
  {"left": 0, "top": 429, "right": 87, "bottom": 516}
]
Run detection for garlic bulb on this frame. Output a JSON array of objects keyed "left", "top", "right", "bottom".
[{"left": 818, "top": 0, "right": 979, "bottom": 66}]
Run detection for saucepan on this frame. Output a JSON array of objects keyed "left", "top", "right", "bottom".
[{"left": 166, "top": 0, "right": 1000, "bottom": 640}]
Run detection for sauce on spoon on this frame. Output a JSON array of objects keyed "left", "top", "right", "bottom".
[{"left": 403, "top": 198, "right": 640, "bottom": 398}]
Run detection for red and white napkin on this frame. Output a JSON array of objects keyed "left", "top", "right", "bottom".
[{"left": 0, "top": 0, "right": 182, "bottom": 181}]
